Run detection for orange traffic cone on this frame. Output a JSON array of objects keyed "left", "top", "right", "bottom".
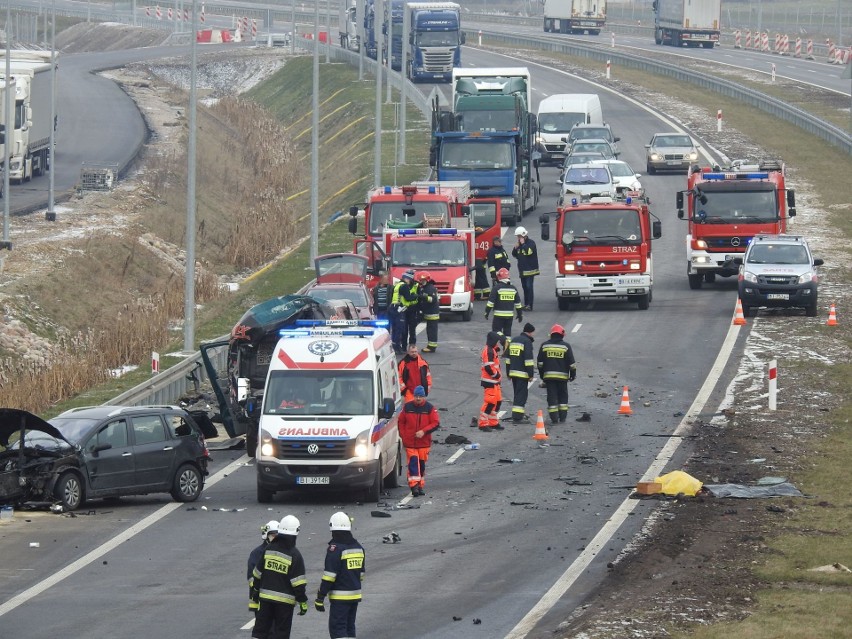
[
  {"left": 532, "top": 409, "right": 549, "bottom": 440},
  {"left": 733, "top": 298, "right": 747, "bottom": 325},
  {"left": 618, "top": 386, "right": 633, "bottom": 415},
  {"left": 827, "top": 303, "right": 838, "bottom": 326}
]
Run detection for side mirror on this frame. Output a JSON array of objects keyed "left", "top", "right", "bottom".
[
  {"left": 349, "top": 205, "right": 359, "bottom": 217},
  {"left": 652, "top": 220, "right": 662, "bottom": 239},
  {"left": 379, "top": 397, "right": 395, "bottom": 419},
  {"left": 92, "top": 443, "right": 112, "bottom": 454},
  {"left": 787, "top": 190, "right": 796, "bottom": 217},
  {"left": 237, "top": 377, "right": 250, "bottom": 403},
  {"left": 373, "top": 259, "right": 383, "bottom": 273},
  {"left": 461, "top": 205, "right": 470, "bottom": 216},
  {"left": 402, "top": 206, "right": 415, "bottom": 218},
  {"left": 813, "top": 258, "right": 824, "bottom": 267},
  {"left": 539, "top": 213, "right": 550, "bottom": 241},
  {"left": 348, "top": 217, "right": 358, "bottom": 234},
  {"left": 614, "top": 137, "right": 621, "bottom": 142},
  {"left": 732, "top": 257, "right": 744, "bottom": 266},
  {"left": 675, "top": 191, "right": 684, "bottom": 217}
]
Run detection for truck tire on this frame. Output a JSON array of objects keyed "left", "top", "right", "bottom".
[
  {"left": 688, "top": 272, "right": 703, "bottom": 290},
  {"left": 257, "top": 482, "right": 274, "bottom": 503},
  {"left": 557, "top": 296, "right": 571, "bottom": 311},
  {"left": 459, "top": 306, "right": 473, "bottom": 322},
  {"left": 637, "top": 293, "right": 650, "bottom": 310},
  {"left": 704, "top": 272, "right": 716, "bottom": 283}
]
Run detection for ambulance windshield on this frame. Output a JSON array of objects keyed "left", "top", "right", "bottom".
[{"left": 264, "top": 370, "right": 374, "bottom": 416}]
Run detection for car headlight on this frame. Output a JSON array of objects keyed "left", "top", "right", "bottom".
[
  {"left": 649, "top": 153, "right": 661, "bottom": 161},
  {"left": 453, "top": 275, "right": 466, "bottom": 293},
  {"left": 688, "top": 151, "right": 699, "bottom": 161},
  {"left": 797, "top": 271, "right": 816, "bottom": 284},
  {"left": 743, "top": 271, "right": 758, "bottom": 283}
]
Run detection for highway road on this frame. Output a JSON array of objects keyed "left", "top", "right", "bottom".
[{"left": 0, "top": 41, "right": 748, "bottom": 638}]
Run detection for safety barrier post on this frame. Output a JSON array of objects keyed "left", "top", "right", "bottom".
[
  {"left": 773, "top": 32, "right": 780, "bottom": 54},
  {"left": 611, "top": 32, "right": 615, "bottom": 48},
  {"left": 606, "top": 59, "right": 611, "bottom": 79},
  {"left": 771, "top": 62, "right": 776, "bottom": 81},
  {"left": 478, "top": 29, "right": 482, "bottom": 45},
  {"left": 745, "top": 29, "right": 751, "bottom": 49},
  {"left": 768, "top": 359, "right": 777, "bottom": 411},
  {"left": 734, "top": 29, "right": 741, "bottom": 48},
  {"left": 795, "top": 37, "right": 801, "bottom": 58},
  {"left": 806, "top": 39, "right": 813, "bottom": 59},
  {"left": 717, "top": 109, "right": 722, "bottom": 132}
]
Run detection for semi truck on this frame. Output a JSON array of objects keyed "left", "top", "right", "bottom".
[
  {"left": 543, "top": 0, "right": 607, "bottom": 35},
  {"left": 364, "top": 0, "right": 379, "bottom": 59},
  {"left": 338, "top": 0, "right": 359, "bottom": 50},
  {"left": 540, "top": 194, "right": 661, "bottom": 310},
  {"left": 652, "top": 0, "right": 721, "bottom": 48},
  {"left": 451, "top": 67, "right": 531, "bottom": 136},
  {"left": 0, "top": 51, "right": 57, "bottom": 185},
  {"left": 676, "top": 160, "right": 796, "bottom": 289},
  {"left": 406, "top": 2, "right": 464, "bottom": 82}
]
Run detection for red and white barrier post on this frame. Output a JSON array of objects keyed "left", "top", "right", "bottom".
[
  {"left": 167, "top": 7, "right": 172, "bottom": 20},
  {"left": 734, "top": 29, "right": 741, "bottom": 48},
  {"left": 754, "top": 30, "right": 761, "bottom": 50},
  {"left": 200, "top": 4, "right": 205, "bottom": 23},
  {"left": 745, "top": 29, "right": 752, "bottom": 49},
  {"left": 606, "top": 59, "right": 611, "bottom": 79},
  {"left": 716, "top": 109, "right": 722, "bottom": 132},
  {"left": 156, "top": 5, "right": 161, "bottom": 20},
  {"left": 781, "top": 34, "right": 789, "bottom": 55},
  {"left": 252, "top": 19, "right": 257, "bottom": 37},
  {"left": 184, "top": 9, "right": 189, "bottom": 22},
  {"left": 827, "top": 39, "right": 835, "bottom": 62},
  {"left": 806, "top": 39, "right": 813, "bottom": 59},
  {"left": 773, "top": 32, "right": 780, "bottom": 53},
  {"left": 152, "top": 351, "right": 160, "bottom": 375},
  {"left": 762, "top": 31, "right": 769, "bottom": 52},
  {"left": 768, "top": 359, "right": 777, "bottom": 410},
  {"left": 146, "top": 6, "right": 151, "bottom": 18},
  {"left": 795, "top": 37, "right": 801, "bottom": 58}
]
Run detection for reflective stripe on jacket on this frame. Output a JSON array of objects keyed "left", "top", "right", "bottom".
[
  {"left": 251, "top": 539, "right": 308, "bottom": 606},
  {"left": 481, "top": 345, "right": 502, "bottom": 387},
  {"left": 318, "top": 537, "right": 366, "bottom": 602},
  {"left": 537, "top": 338, "right": 576, "bottom": 380},
  {"left": 486, "top": 283, "right": 522, "bottom": 317}
]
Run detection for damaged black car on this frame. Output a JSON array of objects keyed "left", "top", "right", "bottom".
[{"left": 1, "top": 406, "right": 210, "bottom": 511}]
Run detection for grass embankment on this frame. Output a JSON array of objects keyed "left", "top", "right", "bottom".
[
  {"left": 479, "top": 42, "right": 852, "bottom": 638},
  {"left": 0, "top": 56, "right": 430, "bottom": 416}
]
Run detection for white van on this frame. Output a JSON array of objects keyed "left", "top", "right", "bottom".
[
  {"left": 255, "top": 320, "right": 402, "bottom": 502},
  {"left": 536, "top": 94, "right": 603, "bottom": 165}
]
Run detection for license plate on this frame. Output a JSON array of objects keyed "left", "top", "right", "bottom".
[
  {"left": 618, "top": 278, "right": 642, "bottom": 285},
  {"left": 767, "top": 293, "right": 789, "bottom": 300},
  {"left": 296, "top": 476, "right": 330, "bottom": 485},
  {"left": 666, "top": 160, "right": 681, "bottom": 166}
]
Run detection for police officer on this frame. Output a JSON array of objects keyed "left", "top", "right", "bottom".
[
  {"left": 506, "top": 323, "right": 536, "bottom": 423},
  {"left": 314, "top": 512, "right": 366, "bottom": 639},
  {"left": 537, "top": 324, "right": 577, "bottom": 424},
  {"left": 486, "top": 236, "right": 511, "bottom": 283},
  {"left": 248, "top": 520, "right": 280, "bottom": 618},
  {"left": 484, "top": 268, "right": 523, "bottom": 337},
  {"left": 416, "top": 271, "right": 440, "bottom": 352},
  {"left": 389, "top": 270, "right": 417, "bottom": 353},
  {"left": 511, "top": 227, "right": 540, "bottom": 311},
  {"left": 251, "top": 515, "right": 309, "bottom": 639},
  {"left": 477, "top": 331, "right": 506, "bottom": 431}
]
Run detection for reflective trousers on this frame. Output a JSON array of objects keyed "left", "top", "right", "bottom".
[
  {"left": 252, "top": 600, "right": 294, "bottom": 639},
  {"left": 543, "top": 379, "right": 569, "bottom": 423},
  {"left": 511, "top": 377, "right": 529, "bottom": 420},
  {"left": 405, "top": 446, "right": 430, "bottom": 488},
  {"left": 479, "top": 385, "right": 502, "bottom": 428}
]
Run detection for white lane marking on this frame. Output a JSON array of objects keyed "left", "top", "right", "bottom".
[
  {"left": 241, "top": 618, "right": 255, "bottom": 630},
  {"left": 503, "top": 324, "right": 742, "bottom": 638},
  {"left": 0, "top": 455, "right": 250, "bottom": 618},
  {"left": 446, "top": 448, "right": 465, "bottom": 464},
  {"left": 571, "top": 324, "right": 581, "bottom": 333}
]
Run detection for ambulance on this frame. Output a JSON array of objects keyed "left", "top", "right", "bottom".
[{"left": 255, "top": 320, "right": 402, "bottom": 502}]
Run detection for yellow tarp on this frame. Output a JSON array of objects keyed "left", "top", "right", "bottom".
[{"left": 653, "top": 470, "right": 703, "bottom": 496}]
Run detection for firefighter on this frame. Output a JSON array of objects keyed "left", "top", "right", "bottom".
[
  {"left": 486, "top": 236, "right": 511, "bottom": 283},
  {"left": 398, "top": 386, "right": 441, "bottom": 496},
  {"left": 250, "top": 515, "right": 309, "bottom": 639},
  {"left": 389, "top": 270, "right": 417, "bottom": 353},
  {"left": 314, "top": 512, "right": 366, "bottom": 639},
  {"left": 537, "top": 324, "right": 577, "bottom": 424},
  {"left": 416, "top": 271, "right": 440, "bottom": 352},
  {"left": 248, "top": 520, "right": 280, "bottom": 619},
  {"left": 484, "top": 267, "right": 523, "bottom": 337},
  {"left": 398, "top": 343, "right": 432, "bottom": 403},
  {"left": 505, "top": 323, "right": 536, "bottom": 423},
  {"left": 477, "top": 331, "right": 506, "bottom": 431},
  {"left": 511, "top": 227, "right": 540, "bottom": 311}
]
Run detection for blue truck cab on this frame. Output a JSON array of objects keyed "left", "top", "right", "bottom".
[{"left": 407, "top": 2, "right": 465, "bottom": 82}]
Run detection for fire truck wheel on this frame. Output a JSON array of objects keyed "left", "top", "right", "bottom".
[
  {"left": 460, "top": 307, "right": 473, "bottom": 322},
  {"left": 704, "top": 272, "right": 716, "bottom": 283},
  {"left": 557, "top": 296, "right": 572, "bottom": 311},
  {"left": 688, "top": 273, "right": 703, "bottom": 290},
  {"left": 637, "top": 294, "right": 650, "bottom": 310}
]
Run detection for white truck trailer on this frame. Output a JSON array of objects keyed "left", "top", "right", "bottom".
[
  {"left": 653, "top": 0, "right": 721, "bottom": 48},
  {"left": 543, "top": 0, "right": 606, "bottom": 36},
  {"left": 338, "top": 0, "right": 360, "bottom": 50}
]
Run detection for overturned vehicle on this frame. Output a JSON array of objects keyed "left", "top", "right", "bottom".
[
  {"left": 0, "top": 408, "right": 80, "bottom": 509},
  {"left": 200, "top": 294, "right": 361, "bottom": 457}
]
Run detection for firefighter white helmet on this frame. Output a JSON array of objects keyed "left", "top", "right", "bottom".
[
  {"left": 262, "top": 519, "right": 279, "bottom": 540},
  {"left": 514, "top": 226, "right": 528, "bottom": 237},
  {"left": 329, "top": 512, "right": 352, "bottom": 531},
  {"left": 278, "top": 515, "right": 301, "bottom": 536}
]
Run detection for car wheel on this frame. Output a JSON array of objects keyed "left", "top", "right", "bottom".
[
  {"left": 385, "top": 443, "right": 401, "bottom": 488},
  {"left": 257, "top": 482, "right": 274, "bottom": 503},
  {"left": 688, "top": 272, "right": 703, "bottom": 290},
  {"left": 366, "top": 456, "right": 382, "bottom": 503},
  {"left": 54, "top": 471, "right": 84, "bottom": 512},
  {"left": 806, "top": 300, "right": 818, "bottom": 317},
  {"left": 557, "top": 296, "right": 571, "bottom": 311},
  {"left": 171, "top": 464, "right": 203, "bottom": 502},
  {"left": 741, "top": 303, "right": 754, "bottom": 318}
]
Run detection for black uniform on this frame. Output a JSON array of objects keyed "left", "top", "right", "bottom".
[
  {"left": 418, "top": 280, "right": 440, "bottom": 351},
  {"left": 486, "top": 242, "right": 511, "bottom": 279},
  {"left": 505, "top": 331, "right": 535, "bottom": 422},
  {"left": 485, "top": 281, "right": 523, "bottom": 337},
  {"left": 512, "top": 238, "right": 540, "bottom": 310},
  {"left": 316, "top": 531, "right": 366, "bottom": 639},
  {"left": 251, "top": 535, "right": 308, "bottom": 639},
  {"left": 248, "top": 539, "right": 269, "bottom": 614},
  {"left": 537, "top": 336, "right": 576, "bottom": 423}
]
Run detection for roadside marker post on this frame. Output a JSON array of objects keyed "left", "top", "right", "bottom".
[{"left": 768, "top": 359, "right": 777, "bottom": 410}]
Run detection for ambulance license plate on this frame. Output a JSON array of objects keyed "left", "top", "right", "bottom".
[
  {"left": 296, "top": 476, "right": 330, "bottom": 485},
  {"left": 767, "top": 293, "right": 789, "bottom": 300}
]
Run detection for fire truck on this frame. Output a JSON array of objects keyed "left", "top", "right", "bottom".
[
  {"left": 540, "top": 194, "right": 661, "bottom": 310},
  {"left": 676, "top": 160, "right": 796, "bottom": 289}
]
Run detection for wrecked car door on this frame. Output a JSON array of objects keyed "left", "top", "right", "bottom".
[
  {"left": 129, "top": 414, "right": 176, "bottom": 489},
  {"left": 81, "top": 419, "right": 135, "bottom": 493}
]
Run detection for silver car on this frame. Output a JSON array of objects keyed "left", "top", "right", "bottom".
[
  {"left": 645, "top": 133, "right": 699, "bottom": 174},
  {"left": 590, "top": 159, "right": 644, "bottom": 197},
  {"left": 559, "top": 163, "right": 616, "bottom": 202}
]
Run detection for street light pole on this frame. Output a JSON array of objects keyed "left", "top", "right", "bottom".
[
  {"left": 3, "top": 2, "right": 12, "bottom": 248},
  {"left": 47, "top": 0, "right": 56, "bottom": 221},
  {"left": 182, "top": 0, "right": 198, "bottom": 354},
  {"left": 310, "top": 0, "right": 319, "bottom": 263}
]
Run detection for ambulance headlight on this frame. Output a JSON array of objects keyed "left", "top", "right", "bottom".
[
  {"left": 260, "top": 437, "right": 275, "bottom": 457},
  {"left": 354, "top": 433, "right": 370, "bottom": 460}
]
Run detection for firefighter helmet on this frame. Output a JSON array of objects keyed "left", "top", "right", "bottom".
[
  {"left": 416, "top": 271, "right": 431, "bottom": 283},
  {"left": 278, "top": 515, "right": 301, "bottom": 536},
  {"left": 550, "top": 324, "right": 565, "bottom": 337},
  {"left": 514, "top": 226, "right": 528, "bottom": 237},
  {"left": 262, "top": 519, "right": 279, "bottom": 540},
  {"left": 329, "top": 512, "right": 352, "bottom": 531},
  {"left": 496, "top": 267, "right": 510, "bottom": 281}
]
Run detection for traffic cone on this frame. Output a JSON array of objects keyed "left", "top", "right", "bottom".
[
  {"left": 532, "top": 409, "right": 549, "bottom": 440},
  {"left": 617, "top": 386, "right": 633, "bottom": 415},
  {"left": 733, "top": 298, "right": 747, "bottom": 325},
  {"left": 827, "top": 303, "right": 838, "bottom": 326}
]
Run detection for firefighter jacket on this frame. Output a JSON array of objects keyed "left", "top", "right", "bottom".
[
  {"left": 481, "top": 343, "right": 502, "bottom": 388},
  {"left": 251, "top": 535, "right": 308, "bottom": 606},
  {"left": 372, "top": 283, "right": 393, "bottom": 313},
  {"left": 247, "top": 540, "right": 267, "bottom": 581},
  {"left": 485, "top": 282, "right": 523, "bottom": 318},
  {"left": 317, "top": 531, "right": 365, "bottom": 602},
  {"left": 486, "top": 244, "right": 511, "bottom": 277},
  {"left": 506, "top": 332, "right": 535, "bottom": 379},
  {"left": 512, "top": 239, "right": 540, "bottom": 277},
  {"left": 398, "top": 354, "right": 432, "bottom": 395},
  {"left": 537, "top": 337, "right": 576, "bottom": 381},
  {"left": 418, "top": 281, "right": 440, "bottom": 320},
  {"left": 398, "top": 400, "right": 440, "bottom": 448}
]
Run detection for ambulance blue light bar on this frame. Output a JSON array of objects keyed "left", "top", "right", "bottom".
[
  {"left": 397, "top": 228, "right": 458, "bottom": 236},
  {"left": 703, "top": 172, "right": 769, "bottom": 180}
]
